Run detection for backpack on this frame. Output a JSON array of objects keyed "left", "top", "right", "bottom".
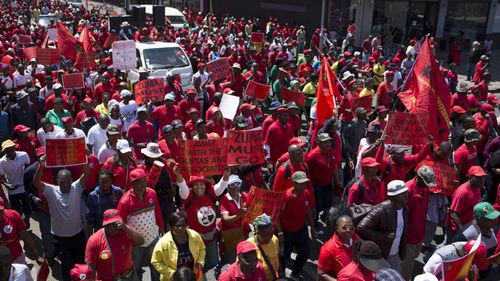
[
  {"left": 267, "top": 161, "right": 309, "bottom": 190},
  {"left": 340, "top": 177, "right": 364, "bottom": 206},
  {"left": 340, "top": 177, "right": 380, "bottom": 225}
]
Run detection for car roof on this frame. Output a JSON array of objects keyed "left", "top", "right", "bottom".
[{"left": 135, "top": 41, "right": 182, "bottom": 50}]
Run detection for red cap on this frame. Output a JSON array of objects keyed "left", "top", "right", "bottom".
[
  {"left": 276, "top": 107, "right": 288, "bottom": 114},
  {"left": 289, "top": 137, "right": 306, "bottom": 147},
  {"left": 129, "top": 168, "right": 147, "bottom": 183},
  {"left": 452, "top": 105, "right": 466, "bottom": 114},
  {"left": 70, "top": 264, "right": 94, "bottom": 281},
  {"left": 467, "top": 166, "right": 487, "bottom": 177},
  {"left": 236, "top": 240, "right": 257, "bottom": 255},
  {"left": 385, "top": 70, "right": 395, "bottom": 76},
  {"left": 239, "top": 103, "right": 256, "bottom": 111},
  {"left": 188, "top": 107, "right": 200, "bottom": 114},
  {"left": 223, "top": 88, "right": 234, "bottom": 94},
  {"left": 36, "top": 147, "right": 45, "bottom": 157},
  {"left": 361, "top": 157, "right": 380, "bottom": 167},
  {"left": 0, "top": 197, "right": 5, "bottom": 211},
  {"left": 83, "top": 97, "right": 93, "bottom": 104},
  {"left": 343, "top": 51, "right": 352, "bottom": 57},
  {"left": 102, "top": 209, "right": 123, "bottom": 226},
  {"left": 61, "top": 116, "right": 74, "bottom": 124},
  {"left": 186, "top": 88, "right": 197, "bottom": 95},
  {"left": 487, "top": 93, "right": 499, "bottom": 104},
  {"left": 187, "top": 176, "right": 212, "bottom": 187},
  {"left": 480, "top": 103, "right": 494, "bottom": 113},
  {"left": 303, "top": 49, "right": 311, "bottom": 55},
  {"left": 197, "top": 62, "right": 205, "bottom": 68},
  {"left": 13, "top": 124, "right": 30, "bottom": 132}
]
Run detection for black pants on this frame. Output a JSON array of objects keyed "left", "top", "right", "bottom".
[
  {"left": 281, "top": 225, "right": 310, "bottom": 277},
  {"left": 8, "top": 192, "right": 31, "bottom": 222},
  {"left": 54, "top": 231, "right": 85, "bottom": 281}
]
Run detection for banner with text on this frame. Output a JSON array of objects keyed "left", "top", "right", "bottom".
[
  {"left": 419, "top": 160, "right": 459, "bottom": 196},
  {"left": 135, "top": 78, "right": 165, "bottom": 104},
  {"left": 351, "top": 95, "right": 372, "bottom": 112},
  {"left": 36, "top": 48, "right": 61, "bottom": 66},
  {"left": 45, "top": 137, "right": 87, "bottom": 168},
  {"left": 62, "top": 73, "right": 84, "bottom": 90},
  {"left": 178, "top": 138, "right": 227, "bottom": 177},
  {"left": 281, "top": 87, "right": 306, "bottom": 106},
  {"left": 250, "top": 32, "right": 265, "bottom": 43},
  {"left": 385, "top": 112, "right": 429, "bottom": 146},
  {"left": 112, "top": 40, "right": 136, "bottom": 70},
  {"left": 243, "top": 186, "right": 286, "bottom": 225},
  {"left": 227, "top": 129, "right": 265, "bottom": 166},
  {"left": 207, "top": 57, "right": 230, "bottom": 81},
  {"left": 245, "top": 80, "right": 270, "bottom": 100}
]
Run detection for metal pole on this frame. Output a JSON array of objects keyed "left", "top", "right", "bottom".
[{"left": 320, "top": 0, "right": 326, "bottom": 50}]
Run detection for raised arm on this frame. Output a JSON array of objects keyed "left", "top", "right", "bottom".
[
  {"left": 214, "top": 167, "right": 230, "bottom": 196},
  {"left": 33, "top": 156, "right": 46, "bottom": 194}
]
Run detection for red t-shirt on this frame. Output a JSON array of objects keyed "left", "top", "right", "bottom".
[
  {"left": 157, "top": 139, "right": 180, "bottom": 161},
  {"left": 0, "top": 209, "right": 26, "bottom": 260},
  {"left": 287, "top": 114, "right": 301, "bottom": 136},
  {"left": 318, "top": 232, "right": 360, "bottom": 277},
  {"left": 85, "top": 229, "right": 133, "bottom": 281},
  {"left": 453, "top": 144, "right": 478, "bottom": 178},
  {"left": 347, "top": 176, "right": 383, "bottom": 206},
  {"left": 93, "top": 82, "right": 113, "bottom": 104},
  {"left": 376, "top": 81, "right": 394, "bottom": 108},
  {"left": 102, "top": 158, "right": 138, "bottom": 190},
  {"left": 75, "top": 109, "right": 99, "bottom": 127},
  {"left": 406, "top": 178, "right": 430, "bottom": 244},
  {"left": 126, "top": 121, "right": 155, "bottom": 160},
  {"left": 337, "top": 261, "right": 375, "bottom": 281},
  {"left": 218, "top": 261, "right": 267, "bottom": 281},
  {"left": 305, "top": 147, "right": 338, "bottom": 186},
  {"left": 265, "top": 121, "right": 294, "bottom": 164},
  {"left": 178, "top": 99, "right": 201, "bottom": 122},
  {"left": 182, "top": 188, "right": 218, "bottom": 242},
  {"left": 219, "top": 193, "right": 248, "bottom": 231},
  {"left": 280, "top": 188, "right": 310, "bottom": 232},
  {"left": 449, "top": 182, "right": 482, "bottom": 232},
  {"left": 151, "top": 105, "right": 183, "bottom": 139}
]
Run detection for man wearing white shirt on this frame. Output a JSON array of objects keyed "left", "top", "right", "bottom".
[
  {"left": 13, "top": 65, "right": 31, "bottom": 89},
  {"left": 97, "top": 125, "right": 120, "bottom": 164},
  {"left": 26, "top": 58, "right": 44, "bottom": 74},
  {"left": 36, "top": 118, "right": 63, "bottom": 146},
  {"left": 86, "top": 114, "right": 109, "bottom": 156},
  {"left": 54, "top": 117, "right": 86, "bottom": 139}
]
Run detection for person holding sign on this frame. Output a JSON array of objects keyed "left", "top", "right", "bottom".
[
  {"left": 173, "top": 164, "right": 231, "bottom": 272},
  {"left": 151, "top": 93, "right": 183, "bottom": 140}
]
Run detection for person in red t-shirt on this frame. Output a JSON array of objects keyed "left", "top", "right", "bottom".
[
  {"left": 184, "top": 108, "right": 201, "bottom": 140},
  {"left": 336, "top": 240, "right": 389, "bottom": 281},
  {"left": 286, "top": 102, "right": 301, "bottom": 137},
  {"left": 265, "top": 108, "right": 294, "bottom": 165},
  {"left": 374, "top": 71, "right": 395, "bottom": 108},
  {"left": 102, "top": 139, "right": 138, "bottom": 189},
  {"left": 449, "top": 166, "right": 486, "bottom": 237},
  {"left": 179, "top": 88, "right": 201, "bottom": 122},
  {"left": 317, "top": 214, "right": 360, "bottom": 279},
  {"left": 347, "top": 157, "right": 384, "bottom": 206},
  {"left": 12, "top": 124, "right": 38, "bottom": 164},
  {"left": 74, "top": 98, "right": 98, "bottom": 128},
  {"left": 454, "top": 129, "right": 481, "bottom": 181},
  {"left": 126, "top": 107, "right": 155, "bottom": 160},
  {"left": 157, "top": 125, "right": 180, "bottom": 161},
  {"left": 277, "top": 171, "right": 316, "bottom": 280},
  {"left": 150, "top": 93, "right": 183, "bottom": 139},
  {"left": 85, "top": 209, "right": 144, "bottom": 281},
  {"left": 93, "top": 73, "right": 113, "bottom": 104}
]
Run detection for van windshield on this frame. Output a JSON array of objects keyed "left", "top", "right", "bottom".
[
  {"left": 143, "top": 47, "right": 190, "bottom": 69},
  {"left": 166, "top": 16, "right": 186, "bottom": 24}
]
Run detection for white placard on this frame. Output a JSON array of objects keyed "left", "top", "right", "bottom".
[
  {"left": 219, "top": 94, "right": 240, "bottom": 121},
  {"left": 112, "top": 40, "right": 136, "bottom": 70},
  {"left": 47, "top": 28, "right": 58, "bottom": 41}
]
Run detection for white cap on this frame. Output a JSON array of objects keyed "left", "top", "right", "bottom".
[
  {"left": 53, "top": 83, "right": 62, "bottom": 90},
  {"left": 387, "top": 180, "right": 408, "bottom": 196},
  {"left": 120, "top": 89, "right": 132, "bottom": 98},
  {"left": 116, "top": 139, "right": 132, "bottom": 153},
  {"left": 227, "top": 175, "right": 242, "bottom": 186},
  {"left": 413, "top": 273, "right": 438, "bottom": 281}
]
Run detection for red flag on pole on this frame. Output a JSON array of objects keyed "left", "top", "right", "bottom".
[
  {"left": 398, "top": 37, "right": 451, "bottom": 143},
  {"left": 55, "top": 22, "right": 80, "bottom": 59},
  {"left": 79, "top": 27, "right": 95, "bottom": 52},
  {"left": 315, "top": 57, "right": 341, "bottom": 126}
]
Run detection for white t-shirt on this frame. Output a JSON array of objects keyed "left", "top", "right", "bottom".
[
  {"left": 43, "top": 180, "right": 83, "bottom": 237},
  {"left": 13, "top": 73, "right": 31, "bottom": 88},
  {"left": 119, "top": 101, "right": 137, "bottom": 132},
  {"left": 9, "top": 263, "right": 33, "bottom": 281},
  {"left": 97, "top": 142, "right": 117, "bottom": 164},
  {"left": 36, "top": 125, "right": 63, "bottom": 146},
  {"left": 86, "top": 124, "right": 108, "bottom": 156},
  {"left": 389, "top": 208, "right": 404, "bottom": 256},
  {"left": 54, "top": 128, "right": 86, "bottom": 139},
  {"left": 0, "top": 152, "right": 30, "bottom": 195}
]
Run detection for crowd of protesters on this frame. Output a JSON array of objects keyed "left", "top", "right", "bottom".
[{"left": 0, "top": 0, "right": 498, "bottom": 280}]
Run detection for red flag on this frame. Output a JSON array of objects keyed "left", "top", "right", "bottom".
[
  {"left": 79, "top": 27, "right": 94, "bottom": 52},
  {"left": 55, "top": 22, "right": 80, "bottom": 59},
  {"left": 398, "top": 37, "right": 451, "bottom": 143},
  {"left": 315, "top": 57, "right": 341, "bottom": 126}
]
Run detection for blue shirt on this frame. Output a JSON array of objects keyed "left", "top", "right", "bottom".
[{"left": 86, "top": 185, "right": 123, "bottom": 231}]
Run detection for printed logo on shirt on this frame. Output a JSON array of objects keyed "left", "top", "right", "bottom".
[
  {"left": 149, "top": 198, "right": 153, "bottom": 204},
  {"left": 197, "top": 206, "right": 216, "bottom": 227},
  {"left": 100, "top": 250, "right": 110, "bottom": 260},
  {"left": 3, "top": 225, "right": 12, "bottom": 234}
]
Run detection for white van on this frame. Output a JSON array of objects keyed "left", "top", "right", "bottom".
[
  {"left": 132, "top": 5, "right": 188, "bottom": 30},
  {"left": 131, "top": 41, "right": 193, "bottom": 88}
]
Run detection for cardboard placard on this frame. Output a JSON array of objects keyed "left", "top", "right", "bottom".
[
  {"left": 134, "top": 78, "right": 165, "bottom": 105},
  {"left": 419, "top": 160, "right": 459, "bottom": 196},
  {"left": 384, "top": 112, "right": 429, "bottom": 146},
  {"left": 250, "top": 32, "right": 265, "bottom": 43},
  {"left": 351, "top": 95, "right": 372, "bottom": 112},
  {"left": 245, "top": 80, "right": 270, "bottom": 100},
  {"left": 45, "top": 137, "right": 87, "bottom": 168},
  {"left": 47, "top": 28, "right": 58, "bottom": 41},
  {"left": 61, "top": 73, "right": 84, "bottom": 90},
  {"left": 36, "top": 48, "right": 61, "bottom": 66},
  {"left": 227, "top": 129, "right": 265, "bottom": 166},
  {"left": 19, "top": 35, "right": 31, "bottom": 45},
  {"left": 111, "top": 40, "right": 136, "bottom": 70},
  {"left": 281, "top": 87, "right": 306, "bottom": 106},
  {"left": 243, "top": 186, "right": 286, "bottom": 225},
  {"left": 219, "top": 94, "right": 240, "bottom": 121},
  {"left": 177, "top": 138, "right": 227, "bottom": 177},
  {"left": 347, "top": 24, "right": 358, "bottom": 33},
  {"left": 207, "top": 57, "right": 230, "bottom": 82}
]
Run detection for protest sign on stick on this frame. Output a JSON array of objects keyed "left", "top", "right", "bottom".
[
  {"left": 281, "top": 87, "right": 306, "bottom": 106},
  {"left": 62, "top": 73, "right": 84, "bottom": 90},
  {"left": 227, "top": 129, "right": 265, "bottom": 165},
  {"left": 177, "top": 138, "right": 227, "bottom": 177},
  {"left": 245, "top": 80, "right": 270, "bottom": 100},
  {"left": 419, "top": 160, "right": 458, "bottom": 196},
  {"left": 207, "top": 57, "right": 230, "bottom": 81},
  {"left": 384, "top": 112, "right": 429, "bottom": 146},
  {"left": 219, "top": 94, "right": 240, "bottom": 121},
  {"left": 112, "top": 40, "right": 136, "bottom": 70},
  {"left": 36, "top": 48, "right": 61, "bottom": 66},
  {"left": 243, "top": 186, "right": 286, "bottom": 225},
  {"left": 45, "top": 137, "right": 87, "bottom": 168},
  {"left": 134, "top": 78, "right": 165, "bottom": 105}
]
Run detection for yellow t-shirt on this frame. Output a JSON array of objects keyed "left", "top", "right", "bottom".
[{"left": 247, "top": 235, "right": 280, "bottom": 281}]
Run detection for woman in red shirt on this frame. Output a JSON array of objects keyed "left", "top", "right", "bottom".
[
  {"left": 173, "top": 164, "right": 230, "bottom": 272},
  {"left": 206, "top": 107, "right": 227, "bottom": 138}
]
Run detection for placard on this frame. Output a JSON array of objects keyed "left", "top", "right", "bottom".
[
  {"left": 245, "top": 80, "right": 270, "bottom": 100},
  {"left": 227, "top": 129, "right": 265, "bottom": 166},
  {"left": 45, "top": 137, "right": 87, "bottom": 168},
  {"left": 207, "top": 57, "right": 230, "bottom": 82},
  {"left": 351, "top": 95, "right": 372, "bottom": 112},
  {"left": 19, "top": 35, "right": 31, "bottom": 45},
  {"left": 347, "top": 24, "right": 358, "bottom": 33},
  {"left": 22, "top": 47, "right": 37, "bottom": 61},
  {"left": 419, "top": 160, "right": 459, "bottom": 196},
  {"left": 243, "top": 186, "right": 286, "bottom": 225},
  {"left": 61, "top": 73, "right": 84, "bottom": 90},
  {"left": 384, "top": 112, "right": 429, "bottom": 146},
  {"left": 177, "top": 138, "right": 227, "bottom": 177},
  {"left": 47, "top": 28, "right": 58, "bottom": 41},
  {"left": 281, "top": 87, "right": 305, "bottom": 106},
  {"left": 134, "top": 78, "right": 165, "bottom": 104},
  {"left": 219, "top": 94, "right": 240, "bottom": 121},
  {"left": 250, "top": 32, "right": 265, "bottom": 43},
  {"left": 441, "top": 235, "right": 481, "bottom": 281},
  {"left": 36, "top": 48, "right": 61, "bottom": 66},
  {"left": 112, "top": 40, "right": 136, "bottom": 70}
]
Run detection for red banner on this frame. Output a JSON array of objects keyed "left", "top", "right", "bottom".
[
  {"left": 419, "top": 160, "right": 458, "bottom": 196},
  {"left": 351, "top": 95, "right": 372, "bottom": 112},
  {"left": 36, "top": 48, "right": 62, "bottom": 66},
  {"left": 243, "top": 186, "right": 286, "bottom": 225},
  {"left": 207, "top": 57, "right": 230, "bottom": 82},
  {"left": 61, "top": 73, "right": 84, "bottom": 90},
  {"left": 250, "top": 32, "right": 265, "bottom": 43},
  {"left": 134, "top": 78, "right": 165, "bottom": 105},
  {"left": 384, "top": 112, "right": 429, "bottom": 146},
  {"left": 45, "top": 137, "right": 87, "bottom": 168},
  {"left": 281, "top": 87, "right": 306, "bottom": 106},
  {"left": 227, "top": 129, "right": 265, "bottom": 166},
  {"left": 245, "top": 80, "right": 270, "bottom": 100},
  {"left": 19, "top": 35, "right": 31, "bottom": 45},
  {"left": 178, "top": 138, "right": 227, "bottom": 177},
  {"left": 22, "top": 47, "right": 37, "bottom": 61},
  {"left": 75, "top": 51, "right": 96, "bottom": 70}
]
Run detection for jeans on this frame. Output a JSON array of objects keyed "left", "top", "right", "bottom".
[
  {"left": 9, "top": 192, "right": 31, "bottom": 225},
  {"left": 203, "top": 239, "right": 219, "bottom": 271},
  {"left": 313, "top": 184, "right": 333, "bottom": 219},
  {"left": 401, "top": 243, "right": 422, "bottom": 280},
  {"left": 132, "top": 237, "right": 160, "bottom": 281},
  {"left": 31, "top": 210, "right": 54, "bottom": 258},
  {"left": 281, "top": 225, "right": 310, "bottom": 277},
  {"left": 53, "top": 231, "right": 85, "bottom": 281},
  {"left": 387, "top": 254, "right": 401, "bottom": 272}
]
